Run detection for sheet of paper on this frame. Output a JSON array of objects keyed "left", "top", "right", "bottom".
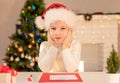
[{"left": 50, "top": 75, "right": 78, "bottom": 80}]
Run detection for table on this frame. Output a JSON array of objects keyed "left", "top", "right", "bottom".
[{"left": 16, "top": 72, "right": 106, "bottom": 83}]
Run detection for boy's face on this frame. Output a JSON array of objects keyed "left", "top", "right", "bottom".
[{"left": 49, "top": 20, "right": 69, "bottom": 45}]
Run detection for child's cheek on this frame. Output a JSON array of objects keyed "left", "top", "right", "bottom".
[
  {"left": 64, "top": 31, "right": 68, "bottom": 38},
  {"left": 49, "top": 32, "right": 55, "bottom": 41},
  {"left": 51, "top": 35, "right": 55, "bottom": 40}
]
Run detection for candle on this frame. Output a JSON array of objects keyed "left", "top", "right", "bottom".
[{"left": 78, "top": 60, "right": 84, "bottom": 72}]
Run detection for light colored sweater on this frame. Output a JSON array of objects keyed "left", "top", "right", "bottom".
[{"left": 38, "top": 40, "right": 81, "bottom": 72}]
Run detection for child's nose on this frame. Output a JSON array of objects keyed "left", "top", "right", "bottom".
[{"left": 55, "top": 30, "right": 61, "bottom": 34}]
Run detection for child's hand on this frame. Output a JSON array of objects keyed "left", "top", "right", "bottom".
[
  {"left": 47, "top": 31, "right": 59, "bottom": 48},
  {"left": 62, "top": 28, "right": 72, "bottom": 50}
]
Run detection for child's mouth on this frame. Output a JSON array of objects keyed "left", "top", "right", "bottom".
[
  {"left": 55, "top": 37, "right": 63, "bottom": 40},
  {"left": 55, "top": 37, "right": 62, "bottom": 39}
]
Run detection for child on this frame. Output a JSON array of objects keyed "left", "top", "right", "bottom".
[{"left": 35, "top": 3, "right": 81, "bottom": 72}]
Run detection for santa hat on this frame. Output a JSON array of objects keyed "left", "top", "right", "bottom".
[{"left": 35, "top": 3, "right": 76, "bottom": 31}]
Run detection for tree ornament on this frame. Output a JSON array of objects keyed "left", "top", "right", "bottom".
[
  {"left": 14, "top": 43, "right": 18, "bottom": 48},
  {"left": 32, "top": 58, "right": 35, "bottom": 62},
  {"left": 18, "top": 47, "right": 23, "bottom": 52},
  {"left": 32, "top": 5, "right": 36, "bottom": 10},
  {"left": 8, "top": 59, "right": 11, "bottom": 62},
  {"left": 21, "top": 9, "right": 25, "bottom": 13},
  {"left": 42, "top": 33, "right": 46, "bottom": 36},
  {"left": 29, "top": 33, "right": 34, "bottom": 38},
  {"left": 30, "top": 62, "right": 35, "bottom": 67},
  {"left": 28, "top": 6, "right": 31, "bottom": 10},
  {"left": 3, "top": 63, "right": 7, "bottom": 66},
  {"left": 28, "top": 56, "right": 32, "bottom": 60},
  {"left": 33, "top": 10, "right": 37, "bottom": 14},
  {"left": 32, "top": 40, "right": 35, "bottom": 44},
  {"left": 18, "top": 20, "right": 22, "bottom": 25},
  {"left": 17, "top": 29, "right": 22, "bottom": 35},
  {"left": 28, "top": 44, "right": 32, "bottom": 49},
  {"left": 36, "top": 43, "right": 39, "bottom": 49},
  {"left": 15, "top": 57, "right": 20, "bottom": 62},
  {"left": 31, "top": 26, "right": 35, "bottom": 31},
  {"left": 36, "top": 33, "right": 40, "bottom": 37},
  {"left": 35, "top": 56, "right": 38, "bottom": 62},
  {"left": 20, "top": 33, "right": 25, "bottom": 37},
  {"left": 25, "top": 54, "right": 28, "bottom": 59},
  {"left": 30, "top": 60, "right": 32, "bottom": 63},
  {"left": 10, "top": 56, "right": 14, "bottom": 61},
  {"left": 35, "top": 14, "right": 38, "bottom": 17},
  {"left": 16, "top": 24, "right": 19, "bottom": 28},
  {"left": 31, "top": 46, "right": 35, "bottom": 50},
  {"left": 10, "top": 40, "right": 14, "bottom": 44},
  {"left": 7, "top": 47, "right": 10, "bottom": 51},
  {"left": 36, "top": 39, "right": 40, "bottom": 43},
  {"left": 24, "top": 33, "right": 28, "bottom": 39},
  {"left": 21, "top": 53, "right": 24, "bottom": 58},
  {"left": 14, "top": 53, "right": 18, "bottom": 56}
]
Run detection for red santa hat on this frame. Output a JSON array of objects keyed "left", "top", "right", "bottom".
[{"left": 35, "top": 3, "right": 76, "bottom": 31}]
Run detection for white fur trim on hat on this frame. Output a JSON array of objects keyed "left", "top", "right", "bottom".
[
  {"left": 35, "top": 8, "right": 76, "bottom": 31},
  {"left": 35, "top": 16, "right": 45, "bottom": 29},
  {"left": 44, "top": 8, "right": 76, "bottom": 30}
]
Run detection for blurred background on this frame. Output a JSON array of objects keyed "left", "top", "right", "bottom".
[{"left": 0, "top": 0, "right": 120, "bottom": 72}]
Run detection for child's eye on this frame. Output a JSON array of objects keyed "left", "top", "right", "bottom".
[
  {"left": 61, "top": 27, "right": 66, "bottom": 30},
  {"left": 51, "top": 27, "right": 56, "bottom": 30}
]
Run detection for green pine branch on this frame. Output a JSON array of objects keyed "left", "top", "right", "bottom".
[{"left": 106, "top": 45, "right": 120, "bottom": 73}]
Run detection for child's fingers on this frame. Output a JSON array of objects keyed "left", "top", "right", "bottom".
[
  {"left": 64, "top": 28, "right": 72, "bottom": 43},
  {"left": 67, "top": 29, "right": 72, "bottom": 40}
]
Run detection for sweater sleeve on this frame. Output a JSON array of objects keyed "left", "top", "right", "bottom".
[
  {"left": 38, "top": 42, "right": 57, "bottom": 72},
  {"left": 61, "top": 41, "right": 81, "bottom": 72}
]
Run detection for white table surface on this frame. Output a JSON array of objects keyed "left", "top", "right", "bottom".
[{"left": 15, "top": 72, "right": 115, "bottom": 83}]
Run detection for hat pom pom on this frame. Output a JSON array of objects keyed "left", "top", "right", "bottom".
[{"left": 35, "top": 16, "right": 44, "bottom": 29}]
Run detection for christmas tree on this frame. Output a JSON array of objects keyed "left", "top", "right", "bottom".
[
  {"left": 106, "top": 45, "right": 120, "bottom": 73},
  {"left": 3, "top": 0, "right": 47, "bottom": 71}
]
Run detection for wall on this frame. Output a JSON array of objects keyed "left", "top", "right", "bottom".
[
  {"left": 0, "top": 0, "right": 26, "bottom": 64},
  {"left": 44, "top": 0, "right": 120, "bottom": 13}
]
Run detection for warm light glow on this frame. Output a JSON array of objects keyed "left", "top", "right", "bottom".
[
  {"left": 102, "top": 36, "right": 105, "bottom": 39},
  {"left": 91, "top": 36, "right": 95, "bottom": 39},
  {"left": 80, "top": 31, "right": 84, "bottom": 34}
]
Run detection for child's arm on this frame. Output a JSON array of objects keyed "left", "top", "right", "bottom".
[
  {"left": 61, "top": 40, "right": 81, "bottom": 72},
  {"left": 38, "top": 41, "right": 57, "bottom": 72}
]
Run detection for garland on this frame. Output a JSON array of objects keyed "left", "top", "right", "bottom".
[{"left": 77, "top": 12, "right": 120, "bottom": 22}]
